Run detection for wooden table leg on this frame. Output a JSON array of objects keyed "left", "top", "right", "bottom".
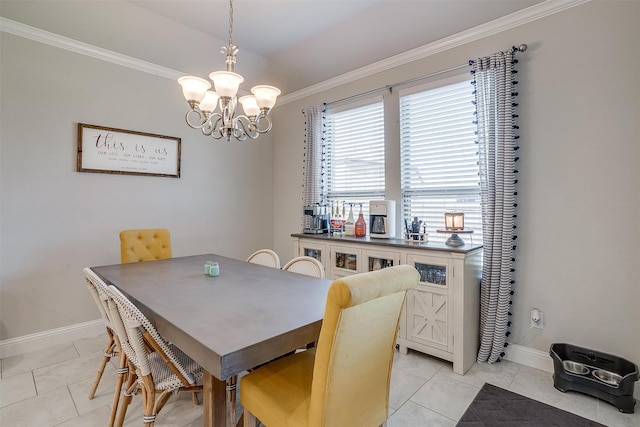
[{"left": 203, "top": 370, "right": 226, "bottom": 427}]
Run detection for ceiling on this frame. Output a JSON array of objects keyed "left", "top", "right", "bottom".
[
  {"left": 127, "top": 0, "right": 544, "bottom": 91},
  {"left": 1, "top": 0, "right": 544, "bottom": 93},
  {"left": 129, "top": 0, "right": 386, "bottom": 58}
]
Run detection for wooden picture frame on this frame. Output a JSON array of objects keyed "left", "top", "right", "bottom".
[{"left": 77, "top": 123, "right": 181, "bottom": 178}]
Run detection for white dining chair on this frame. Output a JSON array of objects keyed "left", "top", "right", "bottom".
[
  {"left": 246, "top": 249, "right": 281, "bottom": 268},
  {"left": 282, "top": 256, "right": 325, "bottom": 278}
]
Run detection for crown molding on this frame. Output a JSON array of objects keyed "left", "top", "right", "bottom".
[
  {"left": 1, "top": 0, "right": 589, "bottom": 101},
  {"left": 278, "top": 0, "right": 590, "bottom": 105},
  {"left": 0, "top": 16, "right": 184, "bottom": 80}
]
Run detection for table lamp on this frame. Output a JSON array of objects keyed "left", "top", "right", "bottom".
[{"left": 444, "top": 212, "right": 465, "bottom": 230}]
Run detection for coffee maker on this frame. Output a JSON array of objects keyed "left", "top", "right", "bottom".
[
  {"left": 303, "top": 205, "right": 330, "bottom": 234},
  {"left": 369, "top": 200, "right": 395, "bottom": 238}
]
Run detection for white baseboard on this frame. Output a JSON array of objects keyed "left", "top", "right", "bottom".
[
  {"left": 503, "top": 343, "right": 554, "bottom": 373},
  {"left": 0, "top": 319, "right": 104, "bottom": 359}
]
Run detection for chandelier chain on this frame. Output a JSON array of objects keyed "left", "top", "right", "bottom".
[{"left": 228, "top": 0, "right": 234, "bottom": 48}]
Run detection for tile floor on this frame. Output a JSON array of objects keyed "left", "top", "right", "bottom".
[{"left": 0, "top": 334, "right": 638, "bottom": 426}]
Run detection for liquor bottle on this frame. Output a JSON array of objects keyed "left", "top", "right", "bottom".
[
  {"left": 355, "top": 203, "right": 367, "bottom": 237},
  {"left": 340, "top": 200, "right": 347, "bottom": 237},
  {"left": 344, "top": 203, "right": 355, "bottom": 236},
  {"left": 411, "top": 216, "right": 422, "bottom": 240},
  {"left": 330, "top": 201, "right": 340, "bottom": 236}
]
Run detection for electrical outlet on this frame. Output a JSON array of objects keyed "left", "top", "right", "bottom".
[{"left": 531, "top": 309, "right": 544, "bottom": 329}]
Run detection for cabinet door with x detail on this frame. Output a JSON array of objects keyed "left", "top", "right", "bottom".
[{"left": 404, "top": 255, "right": 454, "bottom": 354}]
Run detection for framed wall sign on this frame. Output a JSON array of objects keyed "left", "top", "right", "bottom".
[{"left": 77, "top": 123, "right": 181, "bottom": 178}]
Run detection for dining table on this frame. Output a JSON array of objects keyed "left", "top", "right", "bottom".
[{"left": 90, "top": 253, "right": 332, "bottom": 427}]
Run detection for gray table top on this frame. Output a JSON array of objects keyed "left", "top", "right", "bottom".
[{"left": 91, "top": 254, "right": 332, "bottom": 380}]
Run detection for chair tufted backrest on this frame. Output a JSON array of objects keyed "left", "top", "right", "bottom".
[
  {"left": 308, "top": 265, "right": 419, "bottom": 426},
  {"left": 120, "top": 229, "right": 172, "bottom": 264},
  {"left": 282, "top": 256, "right": 325, "bottom": 278}
]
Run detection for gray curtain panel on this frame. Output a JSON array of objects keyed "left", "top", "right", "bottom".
[
  {"left": 471, "top": 49, "right": 520, "bottom": 363},
  {"left": 301, "top": 105, "right": 326, "bottom": 229}
]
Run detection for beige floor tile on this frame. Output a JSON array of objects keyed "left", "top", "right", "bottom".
[
  {"left": 393, "top": 349, "right": 448, "bottom": 379},
  {"left": 439, "top": 358, "right": 521, "bottom": 390},
  {"left": 387, "top": 400, "right": 456, "bottom": 427},
  {"left": 73, "top": 333, "right": 111, "bottom": 356},
  {"left": 596, "top": 398, "right": 640, "bottom": 427},
  {"left": 56, "top": 404, "right": 112, "bottom": 427},
  {"left": 1, "top": 342, "right": 79, "bottom": 378},
  {"left": 0, "top": 370, "right": 36, "bottom": 408},
  {"left": 509, "top": 364, "right": 600, "bottom": 422},
  {"left": 0, "top": 339, "right": 616, "bottom": 426},
  {"left": 389, "top": 368, "right": 427, "bottom": 411},
  {"left": 68, "top": 367, "right": 119, "bottom": 415},
  {"left": 0, "top": 387, "right": 77, "bottom": 427},
  {"left": 121, "top": 391, "right": 202, "bottom": 427},
  {"left": 410, "top": 370, "right": 481, "bottom": 421},
  {"left": 33, "top": 350, "right": 107, "bottom": 394},
  {"left": 117, "top": 392, "right": 144, "bottom": 427}
]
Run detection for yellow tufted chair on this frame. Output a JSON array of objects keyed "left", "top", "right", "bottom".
[
  {"left": 240, "top": 264, "right": 419, "bottom": 427},
  {"left": 119, "top": 229, "right": 172, "bottom": 264}
]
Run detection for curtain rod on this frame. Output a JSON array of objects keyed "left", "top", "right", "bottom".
[{"left": 324, "top": 44, "right": 527, "bottom": 109}]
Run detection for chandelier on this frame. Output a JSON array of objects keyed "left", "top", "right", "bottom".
[{"left": 177, "top": 0, "right": 281, "bottom": 141}]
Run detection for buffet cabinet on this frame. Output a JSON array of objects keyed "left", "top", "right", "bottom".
[{"left": 292, "top": 234, "right": 482, "bottom": 375}]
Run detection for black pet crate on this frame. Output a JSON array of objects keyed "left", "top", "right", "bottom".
[{"left": 550, "top": 343, "right": 638, "bottom": 413}]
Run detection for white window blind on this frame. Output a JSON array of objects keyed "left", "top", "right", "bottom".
[
  {"left": 400, "top": 78, "right": 482, "bottom": 244},
  {"left": 325, "top": 99, "right": 385, "bottom": 219}
]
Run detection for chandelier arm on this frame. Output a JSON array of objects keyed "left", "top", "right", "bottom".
[
  {"left": 200, "top": 114, "right": 225, "bottom": 139},
  {"left": 200, "top": 114, "right": 217, "bottom": 135},
  {"left": 235, "top": 116, "right": 259, "bottom": 140},
  {"left": 254, "top": 114, "right": 274, "bottom": 134},
  {"left": 233, "top": 127, "right": 248, "bottom": 141},
  {"left": 185, "top": 109, "right": 212, "bottom": 129}
]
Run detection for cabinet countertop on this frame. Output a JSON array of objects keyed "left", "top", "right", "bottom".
[{"left": 291, "top": 233, "right": 482, "bottom": 254}]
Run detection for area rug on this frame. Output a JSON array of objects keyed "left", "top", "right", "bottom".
[{"left": 457, "top": 383, "right": 605, "bottom": 426}]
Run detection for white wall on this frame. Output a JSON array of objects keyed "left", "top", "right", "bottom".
[
  {"left": 1, "top": 1, "right": 638, "bottom": 367},
  {"left": 272, "top": 1, "right": 640, "bottom": 362},
  {"left": 0, "top": 32, "right": 274, "bottom": 340}
]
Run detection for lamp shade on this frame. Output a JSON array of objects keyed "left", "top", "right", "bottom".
[
  {"left": 251, "top": 85, "right": 281, "bottom": 109},
  {"left": 444, "top": 212, "right": 465, "bottom": 230},
  {"left": 199, "top": 91, "right": 220, "bottom": 113},
  {"left": 177, "top": 76, "right": 211, "bottom": 103},
  {"left": 209, "top": 71, "right": 244, "bottom": 98},
  {"left": 239, "top": 95, "right": 260, "bottom": 117}
]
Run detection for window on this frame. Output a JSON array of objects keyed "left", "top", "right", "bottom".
[
  {"left": 400, "top": 76, "right": 482, "bottom": 244},
  {"left": 325, "top": 98, "right": 385, "bottom": 220},
  {"left": 317, "top": 74, "right": 480, "bottom": 243}
]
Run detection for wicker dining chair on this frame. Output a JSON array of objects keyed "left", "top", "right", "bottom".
[
  {"left": 282, "top": 256, "right": 325, "bottom": 278},
  {"left": 105, "top": 284, "right": 241, "bottom": 426},
  {"left": 119, "top": 228, "right": 172, "bottom": 264},
  {"left": 246, "top": 249, "right": 281, "bottom": 268},
  {"left": 84, "top": 268, "right": 133, "bottom": 427}
]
